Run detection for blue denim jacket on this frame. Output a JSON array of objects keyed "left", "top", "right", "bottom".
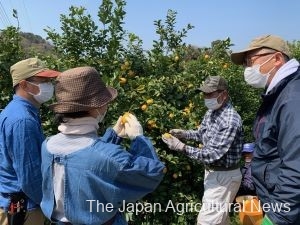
[
  {"left": 0, "top": 95, "right": 44, "bottom": 210},
  {"left": 41, "top": 128, "right": 165, "bottom": 225}
]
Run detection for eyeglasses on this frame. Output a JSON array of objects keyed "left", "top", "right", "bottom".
[{"left": 244, "top": 52, "right": 276, "bottom": 67}]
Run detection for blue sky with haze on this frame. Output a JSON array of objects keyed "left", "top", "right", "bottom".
[{"left": 0, "top": 0, "right": 299, "bottom": 51}]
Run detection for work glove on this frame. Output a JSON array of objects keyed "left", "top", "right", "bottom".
[
  {"left": 113, "top": 116, "right": 126, "bottom": 138},
  {"left": 162, "top": 134, "right": 185, "bottom": 151},
  {"left": 169, "top": 129, "right": 187, "bottom": 139},
  {"left": 124, "top": 114, "right": 143, "bottom": 140}
]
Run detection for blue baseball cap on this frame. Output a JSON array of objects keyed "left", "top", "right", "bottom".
[{"left": 242, "top": 143, "right": 255, "bottom": 153}]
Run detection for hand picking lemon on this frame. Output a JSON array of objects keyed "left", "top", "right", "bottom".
[
  {"left": 121, "top": 112, "right": 131, "bottom": 124},
  {"left": 163, "top": 133, "right": 172, "bottom": 138}
]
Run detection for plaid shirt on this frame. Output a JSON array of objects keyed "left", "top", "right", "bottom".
[{"left": 184, "top": 102, "right": 243, "bottom": 168}]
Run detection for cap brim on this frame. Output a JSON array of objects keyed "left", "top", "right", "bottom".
[
  {"left": 35, "top": 69, "right": 61, "bottom": 78},
  {"left": 231, "top": 46, "right": 262, "bottom": 65},
  {"left": 242, "top": 150, "right": 254, "bottom": 153},
  {"left": 197, "top": 86, "right": 218, "bottom": 93}
]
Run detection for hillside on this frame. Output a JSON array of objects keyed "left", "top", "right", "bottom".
[{"left": 20, "top": 32, "right": 54, "bottom": 55}]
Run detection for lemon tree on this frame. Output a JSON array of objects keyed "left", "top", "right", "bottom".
[
  {"left": 42, "top": 2, "right": 261, "bottom": 224},
  {"left": 2, "top": 1, "right": 300, "bottom": 224}
]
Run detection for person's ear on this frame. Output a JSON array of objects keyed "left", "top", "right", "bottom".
[
  {"left": 273, "top": 52, "right": 285, "bottom": 67},
  {"left": 19, "top": 80, "right": 28, "bottom": 90}
]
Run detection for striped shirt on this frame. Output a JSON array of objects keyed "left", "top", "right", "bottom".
[{"left": 184, "top": 102, "right": 243, "bottom": 168}]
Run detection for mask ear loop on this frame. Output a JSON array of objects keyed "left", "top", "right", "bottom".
[
  {"left": 25, "top": 81, "right": 41, "bottom": 96},
  {"left": 260, "top": 55, "right": 277, "bottom": 85},
  {"left": 267, "top": 66, "right": 276, "bottom": 75},
  {"left": 96, "top": 109, "right": 101, "bottom": 117},
  {"left": 217, "top": 90, "right": 226, "bottom": 104},
  {"left": 260, "top": 54, "right": 275, "bottom": 66},
  {"left": 95, "top": 108, "right": 107, "bottom": 123}
]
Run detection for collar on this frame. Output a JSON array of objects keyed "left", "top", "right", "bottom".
[
  {"left": 266, "top": 59, "right": 300, "bottom": 94},
  {"left": 13, "top": 94, "right": 39, "bottom": 115},
  {"left": 58, "top": 117, "right": 99, "bottom": 135},
  {"left": 210, "top": 101, "right": 231, "bottom": 115}
]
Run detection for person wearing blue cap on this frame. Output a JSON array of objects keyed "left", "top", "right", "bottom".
[{"left": 237, "top": 143, "right": 256, "bottom": 196}]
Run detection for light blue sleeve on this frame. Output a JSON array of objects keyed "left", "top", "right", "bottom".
[
  {"left": 8, "top": 119, "right": 43, "bottom": 204},
  {"left": 101, "top": 128, "right": 122, "bottom": 145},
  {"left": 113, "top": 136, "right": 165, "bottom": 202}
]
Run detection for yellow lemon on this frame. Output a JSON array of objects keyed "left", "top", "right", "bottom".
[
  {"left": 128, "top": 70, "right": 135, "bottom": 77},
  {"left": 168, "top": 113, "right": 174, "bottom": 118},
  {"left": 146, "top": 98, "right": 153, "bottom": 104},
  {"left": 163, "top": 133, "right": 172, "bottom": 139},
  {"left": 119, "top": 77, "right": 127, "bottom": 85},
  {"left": 121, "top": 112, "right": 130, "bottom": 124},
  {"left": 147, "top": 120, "right": 156, "bottom": 125},
  {"left": 141, "top": 104, "right": 147, "bottom": 111},
  {"left": 120, "top": 64, "right": 127, "bottom": 71},
  {"left": 124, "top": 61, "right": 130, "bottom": 67}
]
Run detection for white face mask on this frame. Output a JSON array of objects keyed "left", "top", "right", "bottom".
[
  {"left": 204, "top": 92, "right": 223, "bottom": 110},
  {"left": 244, "top": 55, "right": 275, "bottom": 88},
  {"left": 28, "top": 82, "right": 54, "bottom": 104},
  {"left": 96, "top": 109, "right": 107, "bottom": 123}
]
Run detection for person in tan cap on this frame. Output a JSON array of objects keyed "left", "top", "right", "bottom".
[
  {"left": 40, "top": 66, "right": 165, "bottom": 225},
  {"left": 162, "top": 75, "right": 243, "bottom": 225},
  {"left": 0, "top": 58, "right": 60, "bottom": 225},
  {"left": 231, "top": 35, "right": 300, "bottom": 225}
]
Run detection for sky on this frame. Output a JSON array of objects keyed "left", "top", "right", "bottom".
[{"left": 0, "top": 0, "right": 299, "bottom": 51}]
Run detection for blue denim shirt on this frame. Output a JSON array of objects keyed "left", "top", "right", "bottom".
[
  {"left": 41, "top": 128, "right": 165, "bottom": 225},
  {"left": 0, "top": 95, "right": 44, "bottom": 210}
]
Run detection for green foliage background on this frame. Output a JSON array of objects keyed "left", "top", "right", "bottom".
[{"left": 1, "top": 1, "right": 300, "bottom": 224}]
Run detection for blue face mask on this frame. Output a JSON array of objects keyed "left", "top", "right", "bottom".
[{"left": 204, "top": 92, "right": 223, "bottom": 110}]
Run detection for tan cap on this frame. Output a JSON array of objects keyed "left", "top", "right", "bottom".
[
  {"left": 231, "top": 35, "right": 291, "bottom": 65},
  {"left": 10, "top": 57, "right": 60, "bottom": 87},
  {"left": 198, "top": 76, "right": 228, "bottom": 93}
]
